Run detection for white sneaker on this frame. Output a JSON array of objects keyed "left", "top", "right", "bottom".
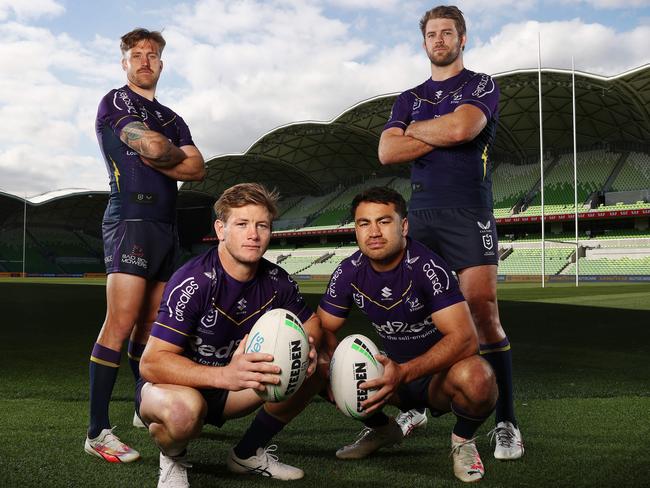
[
  {"left": 133, "top": 411, "right": 146, "bottom": 429},
  {"left": 450, "top": 434, "right": 484, "bottom": 483},
  {"left": 395, "top": 409, "right": 428, "bottom": 437},
  {"left": 336, "top": 418, "right": 403, "bottom": 460},
  {"left": 489, "top": 421, "right": 524, "bottom": 460},
  {"left": 227, "top": 445, "right": 304, "bottom": 480},
  {"left": 84, "top": 428, "right": 140, "bottom": 463},
  {"left": 158, "top": 452, "right": 191, "bottom": 488}
]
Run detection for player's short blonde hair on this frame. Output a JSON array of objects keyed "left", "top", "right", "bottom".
[
  {"left": 120, "top": 28, "right": 166, "bottom": 56},
  {"left": 419, "top": 5, "right": 466, "bottom": 39},
  {"left": 213, "top": 183, "right": 279, "bottom": 223}
]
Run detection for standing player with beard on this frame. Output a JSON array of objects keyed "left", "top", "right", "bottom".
[
  {"left": 85, "top": 28, "right": 205, "bottom": 463},
  {"left": 378, "top": 6, "right": 523, "bottom": 460}
]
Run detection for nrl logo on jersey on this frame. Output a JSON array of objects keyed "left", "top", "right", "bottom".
[
  {"left": 200, "top": 308, "right": 218, "bottom": 328},
  {"left": 353, "top": 292, "right": 365, "bottom": 309},
  {"left": 412, "top": 98, "right": 422, "bottom": 111}
]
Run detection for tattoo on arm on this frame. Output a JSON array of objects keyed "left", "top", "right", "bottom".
[{"left": 120, "top": 121, "right": 183, "bottom": 168}]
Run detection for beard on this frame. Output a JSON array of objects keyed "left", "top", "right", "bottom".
[{"left": 427, "top": 40, "right": 462, "bottom": 67}]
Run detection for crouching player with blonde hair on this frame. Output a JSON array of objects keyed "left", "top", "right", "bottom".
[{"left": 137, "top": 183, "right": 321, "bottom": 487}]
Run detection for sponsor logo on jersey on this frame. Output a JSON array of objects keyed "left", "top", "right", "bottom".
[
  {"left": 477, "top": 220, "right": 494, "bottom": 251},
  {"left": 422, "top": 259, "right": 450, "bottom": 295},
  {"left": 435, "top": 90, "right": 443, "bottom": 99},
  {"left": 268, "top": 267, "right": 279, "bottom": 281},
  {"left": 166, "top": 277, "right": 199, "bottom": 322},
  {"left": 121, "top": 251, "right": 148, "bottom": 269},
  {"left": 328, "top": 266, "right": 343, "bottom": 297},
  {"left": 472, "top": 74, "right": 495, "bottom": 98},
  {"left": 204, "top": 268, "right": 217, "bottom": 280},
  {"left": 381, "top": 287, "right": 392, "bottom": 299},
  {"left": 452, "top": 92, "right": 463, "bottom": 103},
  {"left": 191, "top": 336, "right": 241, "bottom": 364},
  {"left": 372, "top": 315, "right": 434, "bottom": 336},
  {"left": 477, "top": 220, "right": 491, "bottom": 230},
  {"left": 236, "top": 298, "right": 247, "bottom": 314},
  {"left": 104, "top": 255, "right": 113, "bottom": 264},
  {"left": 114, "top": 90, "right": 137, "bottom": 114}
]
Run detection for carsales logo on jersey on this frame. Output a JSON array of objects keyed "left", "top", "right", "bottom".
[{"left": 166, "top": 277, "right": 199, "bottom": 322}]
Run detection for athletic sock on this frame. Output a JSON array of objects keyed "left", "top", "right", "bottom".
[
  {"left": 88, "top": 343, "right": 121, "bottom": 439},
  {"left": 127, "top": 341, "right": 146, "bottom": 381},
  {"left": 480, "top": 337, "right": 517, "bottom": 426},
  {"left": 233, "top": 408, "right": 286, "bottom": 459},
  {"left": 362, "top": 411, "right": 390, "bottom": 428},
  {"left": 451, "top": 402, "right": 491, "bottom": 440}
]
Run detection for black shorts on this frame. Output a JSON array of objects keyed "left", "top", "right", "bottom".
[
  {"left": 102, "top": 220, "right": 179, "bottom": 281},
  {"left": 396, "top": 376, "right": 446, "bottom": 418},
  {"left": 135, "top": 378, "right": 229, "bottom": 428},
  {"left": 408, "top": 207, "right": 499, "bottom": 271}
]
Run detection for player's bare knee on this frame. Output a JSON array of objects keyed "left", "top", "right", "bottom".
[
  {"left": 452, "top": 357, "right": 496, "bottom": 408},
  {"left": 161, "top": 395, "right": 205, "bottom": 440}
]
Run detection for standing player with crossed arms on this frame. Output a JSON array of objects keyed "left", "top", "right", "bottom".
[
  {"left": 378, "top": 6, "right": 523, "bottom": 459},
  {"left": 85, "top": 28, "right": 205, "bottom": 462}
]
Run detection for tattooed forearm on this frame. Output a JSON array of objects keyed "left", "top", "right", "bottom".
[{"left": 120, "top": 121, "right": 185, "bottom": 168}]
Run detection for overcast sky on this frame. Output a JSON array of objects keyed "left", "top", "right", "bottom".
[{"left": 0, "top": 0, "right": 648, "bottom": 198}]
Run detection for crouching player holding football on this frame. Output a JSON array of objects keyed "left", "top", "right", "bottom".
[
  {"left": 137, "top": 183, "right": 321, "bottom": 487},
  {"left": 267, "top": 187, "right": 497, "bottom": 483}
]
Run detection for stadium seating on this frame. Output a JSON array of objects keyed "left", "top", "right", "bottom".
[
  {"left": 497, "top": 248, "right": 574, "bottom": 275},
  {"left": 610, "top": 152, "right": 650, "bottom": 192}
]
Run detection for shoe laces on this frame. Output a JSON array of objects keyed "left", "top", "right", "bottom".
[
  {"left": 396, "top": 411, "right": 415, "bottom": 427},
  {"left": 352, "top": 427, "right": 376, "bottom": 444},
  {"left": 159, "top": 454, "right": 192, "bottom": 484},
  {"left": 100, "top": 427, "right": 130, "bottom": 453},
  {"left": 258, "top": 444, "right": 280, "bottom": 467},
  {"left": 450, "top": 437, "right": 480, "bottom": 465},
  {"left": 488, "top": 425, "right": 515, "bottom": 448}
]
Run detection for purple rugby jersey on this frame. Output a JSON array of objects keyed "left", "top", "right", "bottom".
[
  {"left": 150, "top": 247, "right": 313, "bottom": 367},
  {"left": 385, "top": 69, "right": 500, "bottom": 210},
  {"left": 96, "top": 85, "right": 195, "bottom": 223},
  {"left": 319, "top": 239, "right": 465, "bottom": 363}
]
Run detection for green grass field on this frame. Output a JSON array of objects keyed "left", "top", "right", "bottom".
[{"left": 1, "top": 281, "right": 649, "bottom": 487}]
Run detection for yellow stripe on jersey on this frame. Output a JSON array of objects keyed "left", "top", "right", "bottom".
[
  {"left": 127, "top": 352, "right": 141, "bottom": 361},
  {"left": 479, "top": 344, "right": 511, "bottom": 354},
  {"left": 481, "top": 144, "right": 489, "bottom": 180},
  {"left": 215, "top": 295, "right": 277, "bottom": 326},
  {"left": 90, "top": 356, "right": 120, "bottom": 368},
  {"left": 161, "top": 114, "right": 176, "bottom": 127},
  {"left": 350, "top": 281, "right": 412, "bottom": 311},
  {"left": 321, "top": 300, "right": 349, "bottom": 311},
  {"left": 154, "top": 321, "right": 190, "bottom": 337},
  {"left": 109, "top": 156, "right": 121, "bottom": 192}
]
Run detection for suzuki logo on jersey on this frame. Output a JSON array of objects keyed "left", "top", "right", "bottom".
[
  {"left": 435, "top": 90, "right": 443, "bottom": 99},
  {"left": 381, "top": 287, "right": 392, "bottom": 299},
  {"left": 200, "top": 309, "right": 218, "bottom": 328},
  {"left": 236, "top": 298, "right": 247, "bottom": 313},
  {"left": 452, "top": 92, "right": 463, "bottom": 102},
  {"left": 166, "top": 277, "right": 199, "bottom": 322}
]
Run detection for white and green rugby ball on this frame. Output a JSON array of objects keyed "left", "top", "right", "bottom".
[
  {"left": 330, "top": 334, "right": 384, "bottom": 419},
  {"left": 244, "top": 308, "right": 309, "bottom": 402}
]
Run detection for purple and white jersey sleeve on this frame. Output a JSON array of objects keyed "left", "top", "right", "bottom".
[
  {"left": 97, "top": 88, "right": 144, "bottom": 139},
  {"left": 151, "top": 263, "right": 210, "bottom": 348},
  {"left": 458, "top": 73, "right": 499, "bottom": 122},
  {"left": 383, "top": 91, "right": 414, "bottom": 132},
  {"left": 318, "top": 257, "right": 357, "bottom": 318},
  {"left": 413, "top": 246, "right": 465, "bottom": 313}
]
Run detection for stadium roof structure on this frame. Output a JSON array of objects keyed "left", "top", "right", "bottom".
[{"left": 183, "top": 64, "right": 650, "bottom": 198}]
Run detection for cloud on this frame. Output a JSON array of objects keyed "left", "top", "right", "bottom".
[
  {"left": 0, "top": 0, "right": 64, "bottom": 21},
  {"left": 465, "top": 19, "right": 650, "bottom": 75}
]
